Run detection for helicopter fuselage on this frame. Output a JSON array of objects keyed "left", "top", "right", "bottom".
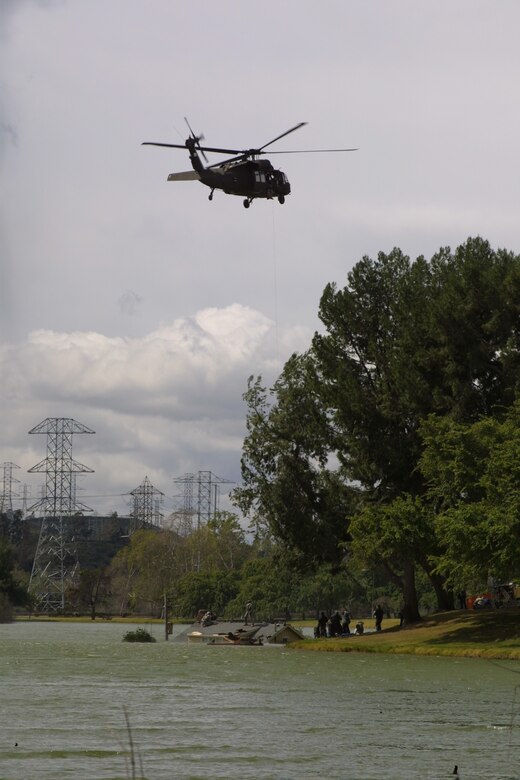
[{"left": 182, "top": 138, "right": 290, "bottom": 206}]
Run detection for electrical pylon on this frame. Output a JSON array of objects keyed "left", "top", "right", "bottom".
[
  {"left": 28, "top": 417, "right": 95, "bottom": 613},
  {"left": 129, "top": 476, "right": 164, "bottom": 533},
  {"left": 172, "top": 471, "right": 233, "bottom": 531},
  {"left": 0, "top": 462, "right": 21, "bottom": 541}
]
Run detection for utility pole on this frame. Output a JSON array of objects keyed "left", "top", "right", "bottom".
[{"left": 28, "top": 417, "right": 95, "bottom": 613}]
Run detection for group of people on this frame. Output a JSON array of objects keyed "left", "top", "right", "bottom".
[
  {"left": 314, "top": 605, "right": 385, "bottom": 638},
  {"left": 315, "top": 609, "right": 352, "bottom": 638}
]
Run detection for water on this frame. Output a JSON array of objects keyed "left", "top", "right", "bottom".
[{"left": 1, "top": 621, "right": 520, "bottom": 779}]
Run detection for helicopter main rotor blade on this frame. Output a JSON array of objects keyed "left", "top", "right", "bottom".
[
  {"left": 184, "top": 116, "right": 197, "bottom": 138},
  {"left": 264, "top": 147, "right": 359, "bottom": 154},
  {"left": 142, "top": 141, "right": 243, "bottom": 155},
  {"left": 195, "top": 144, "right": 243, "bottom": 155},
  {"left": 142, "top": 142, "right": 188, "bottom": 149},
  {"left": 258, "top": 122, "right": 307, "bottom": 151}
]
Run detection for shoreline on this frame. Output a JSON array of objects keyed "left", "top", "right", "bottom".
[
  {"left": 12, "top": 609, "right": 520, "bottom": 660},
  {"left": 290, "top": 609, "right": 520, "bottom": 660}
]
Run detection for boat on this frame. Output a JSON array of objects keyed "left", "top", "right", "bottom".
[{"left": 187, "top": 625, "right": 261, "bottom": 645}]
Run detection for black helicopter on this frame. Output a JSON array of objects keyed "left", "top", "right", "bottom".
[{"left": 143, "top": 119, "right": 357, "bottom": 208}]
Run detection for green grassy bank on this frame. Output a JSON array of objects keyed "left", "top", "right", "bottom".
[{"left": 291, "top": 609, "right": 520, "bottom": 660}]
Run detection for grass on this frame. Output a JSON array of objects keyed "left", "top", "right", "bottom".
[
  {"left": 290, "top": 609, "right": 520, "bottom": 660},
  {"left": 15, "top": 614, "right": 191, "bottom": 624}
]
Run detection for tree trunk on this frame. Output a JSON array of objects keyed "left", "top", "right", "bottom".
[
  {"left": 401, "top": 561, "right": 421, "bottom": 624},
  {"left": 427, "top": 569, "right": 454, "bottom": 611},
  {"left": 383, "top": 559, "right": 421, "bottom": 624}
]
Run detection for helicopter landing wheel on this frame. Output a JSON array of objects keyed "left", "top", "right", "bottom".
[
  {"left": 243, "top": 199, "right": 251, "bottom": 209},
  {"left": 278, "top": 195, "right": 285, "bottom": 204},
  {"left": 209, "top": 189, "right": 215, "bottom": 201}
]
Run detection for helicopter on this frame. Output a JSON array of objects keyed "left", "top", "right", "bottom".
[{"left": 142, "top": 119, "right": 357, "bottom": 208}]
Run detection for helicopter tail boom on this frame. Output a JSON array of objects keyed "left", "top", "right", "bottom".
[{"left": 167, "top": 171, "right": 200, "bottom": 181}]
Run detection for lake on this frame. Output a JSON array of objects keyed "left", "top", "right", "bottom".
[{"left": 1, "top": 621, "right": 519, "bottom": 779}]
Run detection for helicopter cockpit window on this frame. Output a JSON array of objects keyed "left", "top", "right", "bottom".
[{"left": 254, "top": 172, "right": 266, "bottom": 184}]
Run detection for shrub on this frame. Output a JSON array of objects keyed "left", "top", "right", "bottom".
[{"left": 122, "top": 627, "right": 156, "bottom": 643}]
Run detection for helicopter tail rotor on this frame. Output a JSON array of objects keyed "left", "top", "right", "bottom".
[{"left": 184, "top": 117, "right": 208, "bottom": 162}]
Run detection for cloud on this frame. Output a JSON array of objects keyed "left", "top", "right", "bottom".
[
  {"left": 4, "top": 303, "right": 279, "bottom": 412},
  {"left": 1, "top": 304, "right": 312, "bottom": 514}
]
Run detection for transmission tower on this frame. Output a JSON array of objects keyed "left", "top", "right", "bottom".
[
  {"left": 0, "top": 462, "right": 21, "bottom": 541},
  {"left": 172, "top": 471, "right": 233, "bottom": 532},
  {"left": 21, "top": 483, "right": 30, "bottom": 518},
  {"left": 28, "top": 417, "right": 95, "bottom": 613},
  {"left": 129, "top": 476, "right": 164, "bottom": 533}
]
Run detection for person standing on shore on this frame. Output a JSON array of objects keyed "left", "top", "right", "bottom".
[
  {"left": 244, "top": 601, "right": 254, "bottom": 625},
  {"left": 317, "top": 611, "right": 328, "bottom": 638},
  {"left": 373, "top": 604, "right": 384, "bottom": 631}
]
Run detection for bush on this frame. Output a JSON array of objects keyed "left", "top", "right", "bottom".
[{"left": 122, "top": 627, "right": 156, "bottom": 643}]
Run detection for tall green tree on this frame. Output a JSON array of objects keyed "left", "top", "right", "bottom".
[
  {"left": 234, "top": 354, "right": 357, "bottom": 566},
  {"left": 236, "top": 238, "right": 520, "bottom": 623},
  {"left": 110, "top": 529, "right": 178, "bottom": 615},
  {"left": 312, "top": 239, "right": 520, "bottom": 620}
]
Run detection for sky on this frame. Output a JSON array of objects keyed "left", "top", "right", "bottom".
[{"left": 1, "top": 0, "right": 520, "bottom": 520}]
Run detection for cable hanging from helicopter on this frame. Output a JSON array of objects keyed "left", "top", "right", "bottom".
[{"left": 142, "top": 119, "right": 358, "bottom": 209}]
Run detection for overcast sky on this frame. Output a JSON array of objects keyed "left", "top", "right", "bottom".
[{"left": 2, "top": 0, "right": 520, "bottom": 519}]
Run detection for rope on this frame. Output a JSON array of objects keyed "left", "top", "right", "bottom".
[{"left": 271, "top": 202, "right": 279, "bottom": 360}]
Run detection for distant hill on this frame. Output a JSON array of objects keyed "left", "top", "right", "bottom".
[{"left": 5, "top": 514, "right": 132, "bottom": 572}]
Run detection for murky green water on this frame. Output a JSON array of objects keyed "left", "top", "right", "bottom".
[{"left": 1, "top": 621, "right": 519, "bottom": 779}]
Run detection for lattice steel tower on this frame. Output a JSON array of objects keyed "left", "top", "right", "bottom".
[
  {"left": 130, "top": 476, "right": 164, "bottom": 533},
  {"left": 28, "top": 417, "right": 95, "bottom": 612},
  {"left": 0, "top": 462, "right": 21, "bottom": 541},
  {"left": 172, "top": 471, "right": 233, "bottom": 532}
]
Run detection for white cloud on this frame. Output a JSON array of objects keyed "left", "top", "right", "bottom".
[{"left": 1, "top": 304, "right": 312, "bottom": 514}]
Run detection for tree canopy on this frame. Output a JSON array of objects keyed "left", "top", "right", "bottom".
[
  {"left": 419, "top": 403, "right": 520, "bottom": 586},
  {"left": 234, "top": 238, "right": 520, "bottom": 622}
]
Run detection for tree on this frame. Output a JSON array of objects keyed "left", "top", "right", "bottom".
[
  {"left": 180, "top": 512, "right": 250, "bottom": 574},
  {"left": 234, "top": 355, "right": 357, "bottom": 567},
  {"left": 110, "top": 529, "right": 178, "bottom": 615},
  {"left": 420, "top": 405, "right": 520, "bottom": 586},
  {"left": 226, "top": 556, "right": 302, "bottom": 622},
  {"left": 311, "top": 238, "right": 520, "bottom": 620},
  {"left": 174, "top": 569, "right": 240, "bottom": 618},
  {"left": 72, "top": 567, "right": 111, "bottom": 619},
  {"left": 235, "top": 238, "right": 520, "bottom": 622},
  {"left": 295, "top": 563, "right": 356, "bottom": 617},
  {"left": 0, "top": 537, "right": 30, "bottom": 621}
]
